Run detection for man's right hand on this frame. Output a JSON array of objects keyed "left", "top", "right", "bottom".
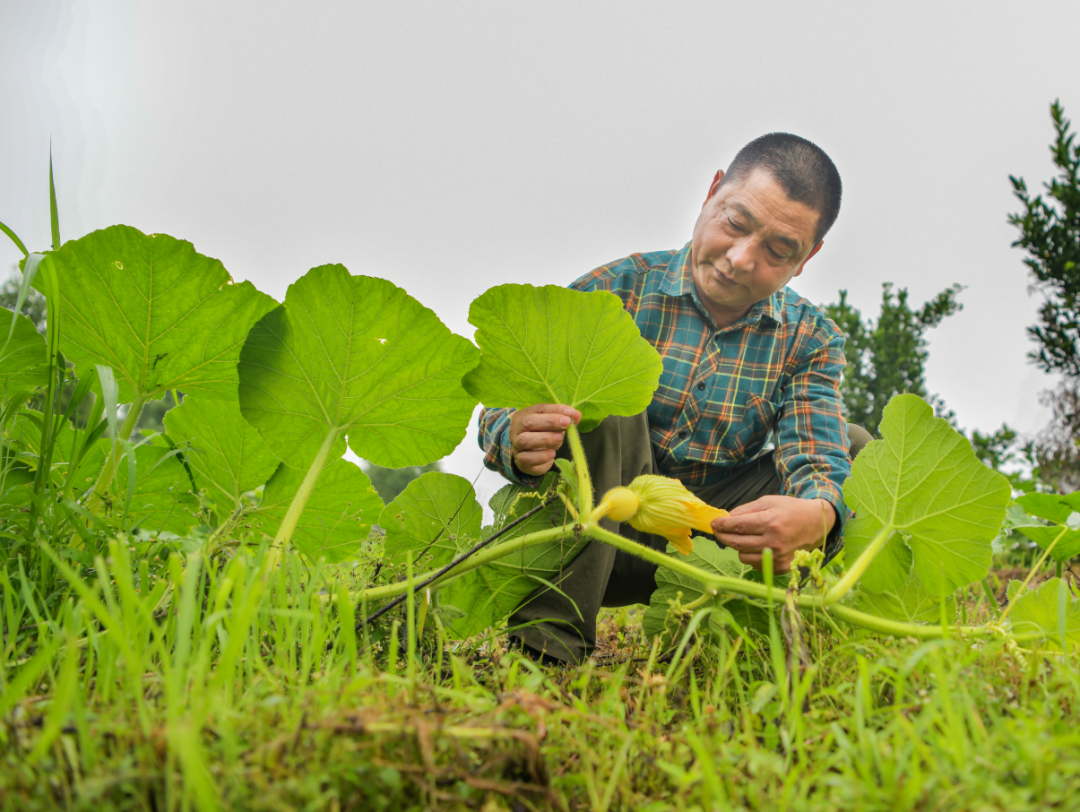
[{"left": 509, "top": 404, "right": 582, "bottom": 477}]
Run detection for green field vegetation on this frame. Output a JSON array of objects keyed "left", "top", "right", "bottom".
[
  {"left": 2, "top": 109, "right": 1080, "bottom": 809},
  {"left": 3, "top": 549, "right": 1080, "bottom": 812}
]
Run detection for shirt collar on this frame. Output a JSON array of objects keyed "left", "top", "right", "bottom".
[{"left": 661, "top": 242, "right": 781, "bottom": 331}]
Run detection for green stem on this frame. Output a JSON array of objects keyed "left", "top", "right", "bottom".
[
  {"left": 204, "top": 507, "right": 246, "bottom": 558},
  {"left": 565, "top": 422, "right": 594, "bottom": 521},
  {"left": 350, "top": 517, "right": 1054, "bottom": 644},
  {"left": 586, "top": 524, "right": 727, "bottom": 593},
  {"left": 274, "top": 431, "right": 338, "bottom": 549},
  {"left": 86, "top": 394, "right": 147, "bottom": 513},
  {"left": 585, "top": 524, "right": 1012, "bottom": 641},
  {"left": 998, "top": 524, "right": 1069, "bottom": 624},
  {"left": 824, "top": 602, "right": 974, "bottom": 640},
  {"left": 821, "top": 523, "right": 895, "bottom": 607},
  {"left": 356, "top": 524, "right": 576, "bottom": 603},
  {"left": 30, "top": 354, "right": 63, "bottom": 527}
]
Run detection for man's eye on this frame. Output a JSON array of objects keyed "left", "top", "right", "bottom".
[{"left": 726, "top": 217, "right": 745, "bottom": 232}]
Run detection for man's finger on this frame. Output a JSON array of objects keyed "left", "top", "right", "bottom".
[
  {"left": 521, "top": 412, "right": 575, "bottom": 432},
  {"left": 516, "top": 449, "right": 556, "bottom": 465},
  {"left": 712, "top": 512, "right": 769, "bottom": 536},
  {"left": 726, "top": 495, "right": 783, "bottom": 516},
  {"left": 514, "top": 449, "right": 557, "bottom": 474},
  {"left": 521, "top": 404, "right": 582, "bottom": 424},
  {"left": 515, "top": 431, "right": 567, "bottom": 451},
  {"left": 716, "top": 533, "right": 771, "bottom": 553}
]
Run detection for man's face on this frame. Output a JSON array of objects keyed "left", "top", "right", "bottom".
[{"left": 690, "top": 167, "right": 822, "bottom": 326}]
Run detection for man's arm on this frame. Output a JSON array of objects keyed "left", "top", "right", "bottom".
[{"left": 711, "top": 327, "right": 850, "bottom": 572}]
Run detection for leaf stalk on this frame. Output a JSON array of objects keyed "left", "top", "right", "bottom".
[
  {"left": 87, "top": 393, "right": 147, "bottom": 514},
  {"left": 821, "top": 522, "right": 895, "bottom": 607},
  {"left": 357, "top": 523, "right": 575, "bottom": 603},
  {"left": 585, "top": 524, "right": 1035, "bottom": 641},
  {"left": 272, "top": 429, "right": 339, "bottom": 552},
  {"left": 354, "top": 494, "right": 557, "bottom": 629},
  {"left": 997, "top": 523, "right": 1070, "bottom": 624},
  {"left": 353, "top": 517, "right": 1018, "bottom": 642},
  {"left": 564, "top": 422, "right": 594, "bottom": 521}
]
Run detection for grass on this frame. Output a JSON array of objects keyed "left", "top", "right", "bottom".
[{"left": 2, "top": 538, "right": 1080, "bottom": 812}]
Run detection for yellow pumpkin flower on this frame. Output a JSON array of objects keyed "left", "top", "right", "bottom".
[{"left": 593, "top": 475, "right": 728, "bottom": 555}]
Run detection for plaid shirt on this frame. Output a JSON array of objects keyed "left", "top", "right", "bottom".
[{"left": 478, "top": 242, "right": 851, "bottom": 538}]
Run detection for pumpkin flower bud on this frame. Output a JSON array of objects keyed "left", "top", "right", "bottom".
[{"left": 594, "top": 475, "right": 728, "bottom": 555}]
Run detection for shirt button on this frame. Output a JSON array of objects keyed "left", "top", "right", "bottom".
[
  {"left": 697, "top": 382, "right": 706, "bottom": 391},
  {"left": 679, "top": 429, "right": 689, "bottom": 438}
]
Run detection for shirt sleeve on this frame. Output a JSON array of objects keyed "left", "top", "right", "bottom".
[
  {"left": 477, "top": 405, "right": 542, "bottom": 487},
  {"left": 772, "top": 324, "right": 852, "bottom": 559}
]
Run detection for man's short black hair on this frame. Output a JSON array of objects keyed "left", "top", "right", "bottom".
[{"left": 722, "top": 133, "right": 842, "bottom": 245}]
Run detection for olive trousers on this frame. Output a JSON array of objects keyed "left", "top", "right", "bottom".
[{"left": 508, "top": 413, "right": 873, "bottom": 663}]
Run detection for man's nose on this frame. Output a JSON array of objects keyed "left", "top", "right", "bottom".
[{"left": 727, "top": 236, "right": 757, "bottom": 274}]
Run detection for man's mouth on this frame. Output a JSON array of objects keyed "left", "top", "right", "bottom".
[{"left": 714, "top": 270, "right": 738, "bottom": 288}]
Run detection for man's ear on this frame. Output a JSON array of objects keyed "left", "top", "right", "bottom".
[
  {"left": 792, "top": 240, "right": 824, "bottom": 278},
  {"left": 703, "top": 170, "right": 725, "bottom": 207}
]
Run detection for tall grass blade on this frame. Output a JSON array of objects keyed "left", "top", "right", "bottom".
[
  {"left": 49, "top": 144, "right": 60, "bottom": 250},
  {"left": 4, "top": 252, "right": 43, "bottom": 347},
  {"left": 0, "top": 635, "right": 60, "bottom": 720},
  {"left": 170, "top": 720, "right": 222, "bottom": 812},
  {"left": 27, "top": 631, "right": 79, "bottom": 764},
  {"left": 172, "top": 552, "right": 203, "bottom": 681},
  {"left": 29, "top": 256, "right": 64, "bottom": 526},
  {"left": 0, "top": 219, "right": 29, "bottom": 257},
  {"left": 96, "top": 365, "right": 120, "bottom": 449}
]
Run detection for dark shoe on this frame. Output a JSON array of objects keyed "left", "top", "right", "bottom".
[{"left": 515, "top": 640, "right": 568, "bottom": 668}]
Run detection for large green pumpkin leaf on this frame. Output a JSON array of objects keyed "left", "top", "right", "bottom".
[
  {"left": 1013, "top": 492, "right": 1080, "bottom": 562},
  {"left": 12, "top": 409, "right": 197, "bottom": 535},
  {"left": 0, "top": 466, "right": 35, "bottom": 510},
  {"left": 486, "top": 474, "right": 566, "bottom": 538},
  {"left": 438, "top": 480, "right": 585, "bottom": 638},
  {"left": 1014, "top": 525, "right": 1080, "bottom": 563},
  {"left": 463, "top": 285, "right": 663, "bottom": 431},
  {"left": 0, "top": 411, "right": 43, "bottom": 509},
  {"left": 643, "top": 537, "right": 771, "bottom": 646},
  {"left": 36, "top": 225, "right": 277, "bottom": 403},
  {"left": 843, "top": 394, "right": 1010, "bottom": 596},
  {"left": 78, "top": 440, "right": 199, "bottom": 535},
  {"left": 0, "top": 308, "right": 48, "bottom": 399},
  {"left": 380, "top": 472, "right": 483, "bottom": 577},
  {"left": 166, "top": 397, "right": 384, "bottom": 561},
  {"left": 855, "top": 568, "right": 957, "bottom": 625},
  {"left": 1015, "top": 492, "right": 1079, "bottom": 525},
  {"left": 255, "top": 458, "right": 383, "bottom": 563},
  {"left": 164, "top": 398, "right": 279, "bottom": 514},
  {"left": 9, "top": 410, "right": 103, "bottom": 496},
  {"left": 238, "top": 264, "right": 480, "bottom": 469},
  {"left": 1007, "top": 578, "right": 1080, "bottom": 649}
]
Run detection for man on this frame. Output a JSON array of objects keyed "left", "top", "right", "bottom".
[{"left": 478, "top": 133, "right": 869, "bottom": 663}]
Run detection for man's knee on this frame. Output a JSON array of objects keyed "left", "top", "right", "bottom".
[{"left": 847, "top": 424, "right": 874, "bottom": 459}]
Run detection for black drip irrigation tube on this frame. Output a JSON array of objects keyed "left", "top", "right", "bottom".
[{"left": 355, "top": 494, "right": 559, "bottom": 631}]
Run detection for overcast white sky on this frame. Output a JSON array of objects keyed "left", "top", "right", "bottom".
[{"left": 3, "top": 1, "right": 1078, "bottom": 509}]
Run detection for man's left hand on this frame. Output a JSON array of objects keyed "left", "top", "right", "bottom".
[{"left": 710, "top": 495, "right": 836, "bottom": 573}]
